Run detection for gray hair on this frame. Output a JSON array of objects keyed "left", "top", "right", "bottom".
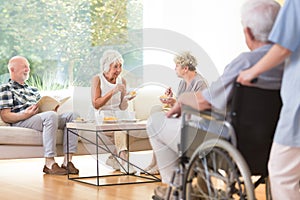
[
  {"left": 173, "top": 51, "right": 198, "bottom": 71},
  {"left": 241, "top": 0, "right": 280, "bottom": 42},
  {"left": 100, "top": 50, "right": 124, "bottom": 73},
  {"left": 7, "top": 56, "right": 29, "bottom": 72}
]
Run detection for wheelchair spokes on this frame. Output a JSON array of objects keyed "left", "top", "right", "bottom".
[{"left": 184, "top": 139, "right": 255, "bottom": 200}]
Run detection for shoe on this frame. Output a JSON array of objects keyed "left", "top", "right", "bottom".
[
  {"left": 105, "top": 155, "right": 120, "bottom": 170},
  {"left": 154, "top": 186, "right": 168, "bottom": 199},
  {"left": 61, "top": 162, "right": 79, "bottom": 174},
  {"left": 147, "top": 166, "right": 160, "bottom": 175},
  {"left": 120, "top": 162, "right": 137, "bottom": 174},
  {"left": 141, "top": 164, "right": 160, "bottom": 175},
  {"left": 143, "top": 164, "right": 153, "bottom": 172},
  {"left": 43, "top": 163, "right": 67, "bottom": 175}
]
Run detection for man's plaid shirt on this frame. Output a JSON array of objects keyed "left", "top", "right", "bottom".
[{"left": 0, "top": 79, "right": 41, "bottom": 113}]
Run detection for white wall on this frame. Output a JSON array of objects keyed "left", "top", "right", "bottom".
[{"left": 142, "top": 0, "right": 248, "bottom": 88}]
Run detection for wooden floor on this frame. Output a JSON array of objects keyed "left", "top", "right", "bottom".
[{"left": 0, "top": 153, "right": 267, "bottom": 200}]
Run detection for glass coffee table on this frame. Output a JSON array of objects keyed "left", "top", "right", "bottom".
[{"left": 66, "top": 121, "right": 161, "bottom": 186}]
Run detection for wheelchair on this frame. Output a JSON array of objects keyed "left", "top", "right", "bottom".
[{"left": 154, "top": 82, "right": 282, "bottom": 200}]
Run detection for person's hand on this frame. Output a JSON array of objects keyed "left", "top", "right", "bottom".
[
  {"left": 113, "top": 83, "right": 126, "bottom": 94},
  {"left": 160, "top": 96, "right": 176, "bottom": 105},
  {"left": 165, "top": 87, "right": 173, "bottom": 97},
  {"left": 25, "top": 104, "right": 39, "bottom": 117},
  {"left": 166, "top": 102, "right": 181, "bottom": 118},
  {"left": 236, "top": 68, "right": 258, "bottom": 86}
]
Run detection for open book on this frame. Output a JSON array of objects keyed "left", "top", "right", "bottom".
[{"left": 36, "top": 96, "right": 70, "bottom": 113}]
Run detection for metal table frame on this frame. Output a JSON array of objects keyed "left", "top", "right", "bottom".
[{"left": 66, "top": 122, "right": 161, "bottom": 186}]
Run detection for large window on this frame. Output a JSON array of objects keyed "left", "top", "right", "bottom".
[{"left": 0, "top": 0, "right": 143, "bottom": 89}]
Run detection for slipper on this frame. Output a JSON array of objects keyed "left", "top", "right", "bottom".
[
  {"left": 147, "top": 167, "right": 160, "bottom": 175},
  {"left": 143, "top": 165, "right": 154, "bottom": 172},
  {"left": 141, "top": 165, "right": 160, "bottom": 175}
]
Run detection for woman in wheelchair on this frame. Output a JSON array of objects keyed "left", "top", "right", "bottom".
[{"left": 147, "top": 0, "right": 283, "bottom": 199}]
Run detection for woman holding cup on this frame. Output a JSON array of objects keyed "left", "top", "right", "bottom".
[{"left": 91, "top": 49, "right": 136, "bottom": 174}]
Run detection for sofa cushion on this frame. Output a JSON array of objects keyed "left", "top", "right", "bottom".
[
  {"left": 0, "top": 126, "right": 64, "bottom": 145},
  {"left": 133, "top": 84, "right": 166, "bottom": 120}
]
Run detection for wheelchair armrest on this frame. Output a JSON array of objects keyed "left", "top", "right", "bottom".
[
  {"left": 181, "top": 104, "right": 225, "bottom": 121},
  {"left": 181, "top": 104, "right": 236, "bottom": 147}
]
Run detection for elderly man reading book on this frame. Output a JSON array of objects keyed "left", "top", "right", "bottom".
[{"left": 0, "top": 56, "right": 79, "bottom": 175}]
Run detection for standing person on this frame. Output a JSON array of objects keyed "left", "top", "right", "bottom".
[
  {"left": 91, "top": 49, "right": 136, "bottom": 174},
  {"left": 237, "top": 0, "right": 300, "bottom": 199},
  {"left": 0, "top": 56, "right": 79, "bottom": 175},
  {"left": 143, "top": 51, "right": 208, "bottom": 175},
  {"left": 148, "top": 0, "right": 283, "bottom": 198}
]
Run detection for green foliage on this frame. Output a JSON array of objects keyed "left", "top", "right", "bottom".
[
  {"left": 0, "top": 0, "right": 143, "bottom": 90},
  {"left": 27, "top": 73, "right": 69, "bottom": 91},
  {"left": 91, "top": 0, "right": 128, "bottom": 46},
  {"left": 0, "top": 73, "right": 10, "bottom": 84},
  {"left": 0, "top": 59, "right": 9, "bottom": 76}
]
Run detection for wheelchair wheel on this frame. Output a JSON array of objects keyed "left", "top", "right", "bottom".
[
  {"left": 184, "top": 139, "right": 255, "bottom": 200},
  {"left": 265, "top": 177, "right": 272, "bottom": 200}
]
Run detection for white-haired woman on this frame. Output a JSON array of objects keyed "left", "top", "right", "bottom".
[
  {"left": 143, "top": 51, "right": 208, "bottom": 174},
  {"left": 91, "top": 49, "right": 136, "bottom": 174}
]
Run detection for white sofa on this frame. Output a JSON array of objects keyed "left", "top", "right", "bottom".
[{"left": 0, "top": 84, "right": 166, "bottom": 159}]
